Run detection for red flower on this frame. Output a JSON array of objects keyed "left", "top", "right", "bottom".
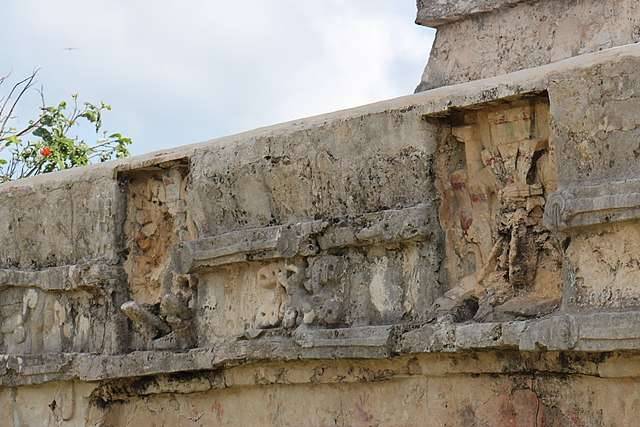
[{"left": 40, "top": 146, "right": 53, "bottom": 158}]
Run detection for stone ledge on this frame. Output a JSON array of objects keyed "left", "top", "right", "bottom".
[
  {"left": 0, "top": 263, "right": 125, "bottom": 293},
  {"left": 5, "top": 310, "right": 640, "bottom": 386},
  {"left": 179, "top": 204, "right": 436, "bottom": 272},
  {"left": 544, "top": 179, "right": 640, "bottom": 231},
  {"left": 416, "top": 0, "right": 532, "bottom": 27}
]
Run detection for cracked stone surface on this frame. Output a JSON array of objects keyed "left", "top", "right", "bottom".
[
  {"left": 416, "top": 0, "right": 640, "bottom": 91},
  {"left": 3, "top": 3, "right": 640, "bottom": 425}
]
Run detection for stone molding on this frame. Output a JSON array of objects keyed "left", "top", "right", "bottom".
[
  {"left": 0, "top": 263, "right": 125, "bottom": 293},
  {"left": 179, "top": 204, "right": 435, "bottom": 272},
  {"left": 544, "top": 179, "right": 640, "bottom": 231},
  {"left": 5, "top": 310, "right": 640, "bottom": 387}
]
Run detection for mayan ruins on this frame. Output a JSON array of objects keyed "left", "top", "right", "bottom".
[{"left": 3, "top": 0, "right": 640, "bottom": 425}]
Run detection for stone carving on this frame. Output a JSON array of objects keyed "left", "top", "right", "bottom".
[
  {"left": 0, "top": 287, "right": 117, "bottom": 354},
  {"left": 0, "top": 289, "right": 37, "bottom": 349},
  {"left": 121, "top": 289, "right": 195, "bottom": 350},
  {"left": 6, "top": 2, "right": 640, "bottom": 425},
  {"left": 301, "top": 255, "right": 347, "bottom": 327},
  {"left": 254, "top": 264, "right": 288, "bottom": 329},
  {"left": 249, "top": 256, "right": 349, "bottom": 332},
  {"left": 120, "top": 301, "right": 171, "bottom": 337},
  {"left": 253, "top": 261, "right": 306, "bottom": 330},
  {"left": 188, "top": 204, "right": 438, "bottom": 339},
  {"left": 120, "top": 266, "right": 197, "bottom": 350},
  {"left": 544, "top": 179, "right": 640, "bottom": 231},
  {"left": 433, "top": 99, "right": 562, "bottom": 321},
  {"left": 0, "top": 264, "right": 127, "bottom": 355},
  {"left": 119, "top": 162, "right": 200, "bottom": 350}
]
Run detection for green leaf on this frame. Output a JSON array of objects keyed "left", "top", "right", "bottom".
[
  {"left": 5, "top": 135, "right": 21, "bottom": 146},
  {"left": 33, "top": 127, "right": 51, "bottom": 139}
]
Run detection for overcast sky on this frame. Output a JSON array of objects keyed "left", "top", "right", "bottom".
[{"left": 2, "top": 1, "right": 435, "bottom": 155}]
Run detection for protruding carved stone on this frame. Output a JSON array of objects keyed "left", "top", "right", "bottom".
[
  {"left": 253, "top": 261, "right": 306, "bottom": 330},
  {"left": 254, "top": 264, "right": 287, "bottom": 329},
  {"left": 120, "top": 301, "right": 171, "bottom": 338},
  {"left": 432, "top": 98, "right": 562, "bottom": 321},
  {"left": 121, "top": 289, "right": 196, "bottom": 350},
  {"left": 544, "top": 180, "right": 640, "bottom": 231},
  {"left": 179, "top": 204, "right": 435, "bottom": 272},
  {"left": 543, "top": 191, "right": 567, "bottom": 231}
]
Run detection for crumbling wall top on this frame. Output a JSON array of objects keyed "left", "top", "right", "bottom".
[{"left": 416, "top": 0, "right": 530, "bottom": 27}]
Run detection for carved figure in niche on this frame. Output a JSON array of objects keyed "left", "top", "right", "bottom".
[
  {"left": 120, "top": 273, "right": 197, "bottom": 350},
  {"left": 253, "top": 260, "right": 305, "bottom": 330},
  {"left": 433, "top": 99, "right": 562, "bottom": 321},
  {"left": 249, "top": 255, "right": 346, "bottom": 336}
]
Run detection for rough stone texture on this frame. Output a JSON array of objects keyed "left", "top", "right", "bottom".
[
  {"left": 96, "top": 371, "right": 640, "bottom": 426},
  {"left": 3, "top": 6, "right": 640, "bottom": 425},
  {"left": 416, "top": 0, "right": 531, "bottom": 26},
  {"left": 416, "top": 0, "right": 640, "bottom": 90}
]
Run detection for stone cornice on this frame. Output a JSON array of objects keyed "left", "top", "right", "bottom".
[
  {"left": 179, "top": 204, "right": 436, "bottom": 272},
  {"left": 5, "top": 310, "right": 640, "bottom": 387}
]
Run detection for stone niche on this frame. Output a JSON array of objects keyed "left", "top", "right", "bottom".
[
  {"left": 119, "top": 160, "right": 198, "bottom": 351},
  {"left": 429, "top": 95, "right": 563, "bottom": 322}
]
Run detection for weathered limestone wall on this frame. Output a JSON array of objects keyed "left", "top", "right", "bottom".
[
  {"left": 416, "top": 0, "right": 640, "bottom": 90},
  {"left": 7, "top": 353, "right": 640, "bottom": 426},
  {"left": 3, "top": 1, "right": 640, "bottom": 425},
  {"left": 99, "top": 354, "right": 640, "bottom": 426}
]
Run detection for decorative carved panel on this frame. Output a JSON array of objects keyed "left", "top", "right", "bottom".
[{"left": 433, "top": 97, "right": 562, "bottom": 321}]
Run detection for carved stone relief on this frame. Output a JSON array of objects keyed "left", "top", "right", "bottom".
[
  {"left": 433, "top": 98, "right": 562, "bottom": 321},
  {"left": 253, "top": 260, "right": 306, "bottom": 331},
  {"left": 120, "top": 285, "right": 196, "bottom": 350},
  {"left": 0, "top": 287, "right": 108, "bottom": 354},
  {"left": 250, "top": 255, "right": 347, "bottom": 333},
  {"left": 0, "top": 263, "right": 126, "bottom": 354},
  {"left": 189, "top": 204, "right": 441, "bottom": 344}
]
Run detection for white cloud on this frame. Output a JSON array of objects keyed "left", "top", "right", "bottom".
[{"left": 1, "top": 1, "right": 435, "bottom": 154}]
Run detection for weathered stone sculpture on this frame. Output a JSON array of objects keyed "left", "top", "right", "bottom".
[
  {"left": 3, "top": 0, "right": 640, "bottom": 425},
  {"left": 431, "top": 97, "right": 562, "bottom": 322}
]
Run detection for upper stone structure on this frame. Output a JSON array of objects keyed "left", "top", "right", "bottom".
[
  {"left": 3, "top": 1, "right": 640, "bottom": 426},
  {"left": 416, "top": 0, "right": 640, "bottom": 90}
]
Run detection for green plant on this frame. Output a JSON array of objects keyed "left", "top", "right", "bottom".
[{"left": 0, "top": 70, "right": 132, "bottom": 182}]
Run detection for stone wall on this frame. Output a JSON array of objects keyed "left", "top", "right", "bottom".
[
  {"left": 416, "top": 0, "right": 640, "bottom": 90},
  {"left": 3, "top": 1, "right": 640, "bottom": 425}
]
